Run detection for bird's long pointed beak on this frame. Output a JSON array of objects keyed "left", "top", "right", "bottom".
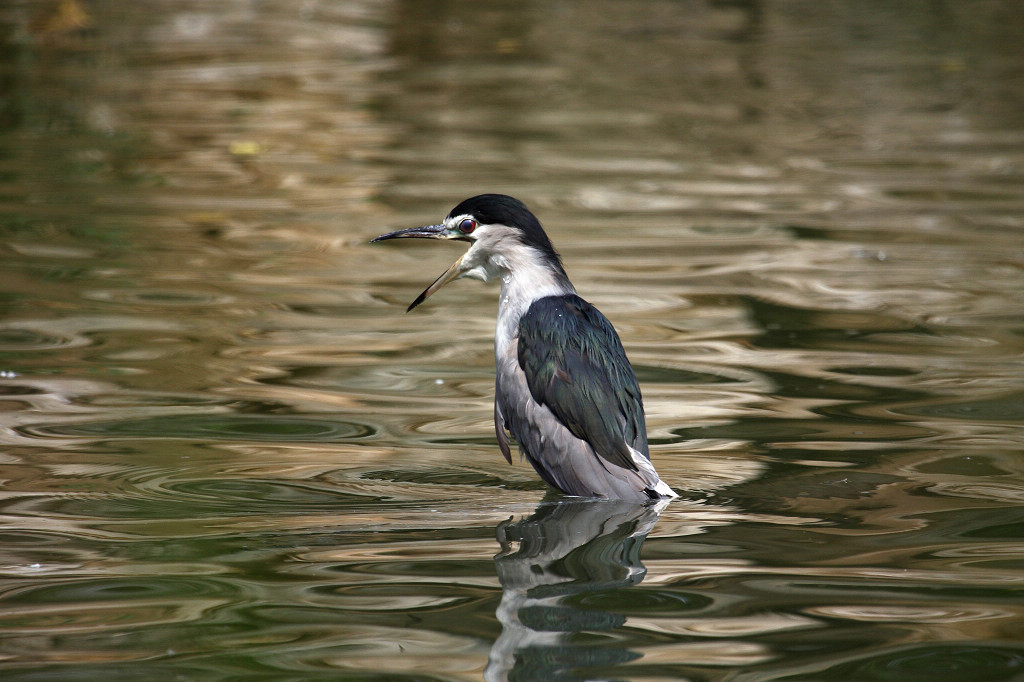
[
  {"left": 370, "top": 223, "right": 466, "bottom": 312},
  {"left": 370, "top": 223, "right": 447, "bottom": 242}
]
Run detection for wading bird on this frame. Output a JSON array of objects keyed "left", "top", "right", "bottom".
[{"left": 372, "top": 194, "right": 675, "bottom": 500}]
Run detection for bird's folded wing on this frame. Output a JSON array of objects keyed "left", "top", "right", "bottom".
[{"left": 516, "top": 295, "right": 648, "bottom": 473}]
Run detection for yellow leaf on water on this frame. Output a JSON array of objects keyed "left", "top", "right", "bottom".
[{"left": 229, "top": 141, "right": 265, "bottom": 156}]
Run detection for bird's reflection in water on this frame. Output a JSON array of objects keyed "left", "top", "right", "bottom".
[{"left": 486, "top": 498, "right": 667, "bottom": 681}]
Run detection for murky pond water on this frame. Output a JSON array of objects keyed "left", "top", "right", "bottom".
[{"left": 2, "top": 1, "right": 1024, "bottom": 679}]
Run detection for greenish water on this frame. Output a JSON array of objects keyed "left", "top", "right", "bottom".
[{"left": 1, "top": 1, "right": 1024, "bottom": 679}]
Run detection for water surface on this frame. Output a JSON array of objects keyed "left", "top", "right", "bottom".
[{"left": 1, "top": 1, "right": 1024, "bottom": 679}]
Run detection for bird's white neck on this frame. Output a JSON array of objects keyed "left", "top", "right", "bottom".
[
  {"left": 454, "top": 233, "right": 574, "bottom": 360},
  {"left": 490, "top": 245, "right": 575, "bottom": 360}
]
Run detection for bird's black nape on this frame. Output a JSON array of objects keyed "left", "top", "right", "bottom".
[{"left": 448, "top": 194, "right": 567, "bottom": 279}]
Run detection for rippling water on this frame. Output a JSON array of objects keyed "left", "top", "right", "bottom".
[{"left": 2, "top": 1, "right": 1024, "bottom": 679}]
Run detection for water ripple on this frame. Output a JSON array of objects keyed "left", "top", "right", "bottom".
[
  {"left": 804, "top": 604, "right": 1013, "bottom": 623},
  {"left": 802, "top": 644, "right": 1024, "bottom": 682},
  {"left": 17, "top": 414, "right": 375, "bottom": 443}
]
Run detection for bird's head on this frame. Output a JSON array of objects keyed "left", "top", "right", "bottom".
[{"left": 371, "top": 194, "right": 569, "bottom": 311}]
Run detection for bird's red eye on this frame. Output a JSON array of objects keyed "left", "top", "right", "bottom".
[{"left": 458, "top": 218, "right": 477, "bottom": 234}]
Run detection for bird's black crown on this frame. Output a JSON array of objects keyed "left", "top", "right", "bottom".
[{"left": 448, "top": 194, "right": 567, "bottom": 277}]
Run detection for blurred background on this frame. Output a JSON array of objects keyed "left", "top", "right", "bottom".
[{"left": 1, "top": 0, "right": 1023, "bottom": 679}]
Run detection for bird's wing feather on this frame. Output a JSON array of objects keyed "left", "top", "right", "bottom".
[
  {"left": 517, "top": 295, "right": 648, "bottom": 472},
  {"left": 493, "top": 399, "right": 513, "bottom": 464}
]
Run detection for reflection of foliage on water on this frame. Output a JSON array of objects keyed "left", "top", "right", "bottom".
[{"left": 487, "top": 498, "right": 665, "bottom": 681}]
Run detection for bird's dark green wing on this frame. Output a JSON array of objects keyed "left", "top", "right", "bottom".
[{"left": 517, "top": 294, "right": 648, "bottom": 472}]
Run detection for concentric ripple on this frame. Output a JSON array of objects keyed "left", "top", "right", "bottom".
[{"left": 18, "top": 414, "right": 375, "bottom": 442}]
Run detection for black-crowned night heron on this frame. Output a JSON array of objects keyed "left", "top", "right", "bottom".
[{"left": 372, "top": 194, "right": 676, "bottom": 500}]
